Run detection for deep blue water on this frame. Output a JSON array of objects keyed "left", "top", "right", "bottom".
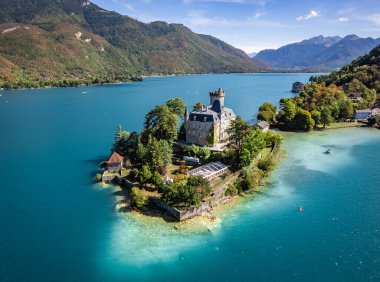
[{"left": 0, "top": 73, "right": 379, "bottom": 281}]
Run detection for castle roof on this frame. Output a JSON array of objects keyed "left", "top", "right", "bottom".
[
  {"left": 210, "top": 99, "right": 222, "bottom": 113},
  {"left": 189, "top": 110, "right": 219, "bottom": 122},
  {"left": 107, "top": 151, "right": 124, "bottom": 164}
]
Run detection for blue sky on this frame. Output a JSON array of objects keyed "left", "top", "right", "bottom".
[{"left": 91, "top": 0, "right": 380, "bottom": 53}]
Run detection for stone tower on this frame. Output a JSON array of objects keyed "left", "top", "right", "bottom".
[{"left": 209, "top": 88, "right": 225, "bottom": 108}]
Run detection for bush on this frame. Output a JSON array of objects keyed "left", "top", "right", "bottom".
[
  {"left": 95, "top": 173, "right": 102, "bottom": 182},
  {"left": 224, "top": 183, "right": 239, "bottom": 196},
  {"left": 130, "top": 187, "right": 148, "bottom": 209},
  {"left": 151, "top": 171, "right": 163, "bottom": 186},
  {"left": 258, "top": 157, "right": 274, "bottom": 172}
]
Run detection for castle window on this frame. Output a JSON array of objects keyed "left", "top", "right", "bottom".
[
  {"left": 204, "top": 117, "right": 207, "bottom": 122},
  {"left": 193, "top": 115, "right": 197, "bottom": 121}
]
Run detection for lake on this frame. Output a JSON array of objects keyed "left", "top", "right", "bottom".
[{"left": 0, "top": 73, "right": 379, "bottom": 281}]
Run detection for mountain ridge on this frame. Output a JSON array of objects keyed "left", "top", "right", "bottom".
[
  {"left": 0, "top": 0, "right": 261, "bottom": 87},
  {"left": 255, "top": 35, "right": 380, "bottom": 71}
]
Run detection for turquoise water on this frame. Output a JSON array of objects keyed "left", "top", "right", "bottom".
[{"left": 1, "top": 73, "right": 380, "bottom": 281}]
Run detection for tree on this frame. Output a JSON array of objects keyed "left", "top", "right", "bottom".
[
  {"left": 138, "top": 165, "right": 152, "bottom": 186},
  {"left": 294, "top": 108, "right": 315, "bottom": 131},
  {"left": 130, "top": 187, "right": 148, "bottom": 209},
  {"left": 114, "top": 125, "right": 131, "bottom": 155},
  {"left": 144, "top": 105, "right": 178, "bottom": 144},
  {"left": 278, "top": 99, "right": 296, "bottom": 127},
  {"left": 151, "top": 171, "right": 163, "bottom": 187},
  {"left": 257, "top": 102, "right": 277, "bottom": 124},
  {"left": 193, "top": 102, "right": 205, "bottom": 111},
  {"left": 310, "top": 110, "right": 321, "bottom": 128},
  {"left": 339, "top": 100, "right": 354, "bottom": 120},
  {"left": 161, "top": 176, "right": 211, "bottom": 207},
  {"left": 320, "top": 107, "right": 333, "bottom": 128},
  {"left": 166, "top": 98, "right": 186, "bottom": 118},
  {"left": 144, "top": 138, "right": 173, "bottom": 169},
  {"left": 227, "top": 116, "right": 252, "bottom": 151}
]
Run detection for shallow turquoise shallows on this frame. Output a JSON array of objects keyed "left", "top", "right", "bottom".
[{"left": 1, "top": 73, "right": 380, "bottom": 282}]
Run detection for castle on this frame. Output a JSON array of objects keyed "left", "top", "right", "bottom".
[{"left": 185, "top": 88, "right": 236, "bottom": 146}]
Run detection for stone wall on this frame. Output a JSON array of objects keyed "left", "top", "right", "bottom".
[{"left": 185, "top": 120, "right": 215, "bottom": 146}]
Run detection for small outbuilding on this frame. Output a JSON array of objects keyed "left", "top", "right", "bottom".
[
  {"left": 256, "top": 120, "right": 270, "bottom": 133},
  {"left": 346, "top": 93, "right": 363, "bottom": 103},
  {"left": 106, "top": 151, "right": 124, "bottom": 173}
]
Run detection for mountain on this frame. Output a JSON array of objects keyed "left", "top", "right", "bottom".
[
  {"left": 310, "top": 44, "right": 380, "bottom": 93},
  {"left": 255, "top": 35, "right": 380, "bottom": 71},
  {"left": 0, "top": 0, "right": 260, "bottom": 86}
]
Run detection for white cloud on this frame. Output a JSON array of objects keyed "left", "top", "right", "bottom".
[
  {"left": 367, "top": 13, "right": 380, "bottom": 25},
  {"left": 296, "top": 10, "right": 318, "bottom": 21},
  {"left": 338, "top": 17, "right": 349, "bottom": 22},
  {"left": 186, "top": 10, "right": 288, "bottom": 28}
]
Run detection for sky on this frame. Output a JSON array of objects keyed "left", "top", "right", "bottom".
[{"left": 90, "top": 0, "right": 380, "bottom": 53}]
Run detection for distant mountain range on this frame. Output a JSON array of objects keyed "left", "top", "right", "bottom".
[
  {"left": 0, "top": 0, "right": 260, "bottom": 84},
  {"left": 255, "top": 35, "right": 380, "bottom": 71}
]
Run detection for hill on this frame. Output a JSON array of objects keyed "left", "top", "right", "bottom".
[
  {"left": 255, "top": 35, "right": 380, "bottom": 71},
  {"left": 0, "top": 0, "right": 260, "bottom": 88},
  {"left": 310, "top": 44, "right": 380, "bottom": 93}
]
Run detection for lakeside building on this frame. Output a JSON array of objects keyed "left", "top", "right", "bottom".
[
  {"left": 346, "top": 93, "right": 363, "bottom": 103},
  {"left": 256, "top": 120, "right": 270, "bottom": 133},
  {"left": 355, "top": 108, "right": 380, "bottom": 120},
  {"left": 185, "top": 88, "right": 236, "bottom": 146},
  {"left": 106, "top": 151, "right": 124, "bottom": 173}
]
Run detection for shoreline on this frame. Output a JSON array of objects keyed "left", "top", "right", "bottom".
[
  {"left": 0, "top": 71, "right": 323, "bottom": 91},
  {"left": 110, "top": 125, "right": 376, "bottom": 231},
  {"left": 109, "top": 142, "right": 285, "bottom": 231}
]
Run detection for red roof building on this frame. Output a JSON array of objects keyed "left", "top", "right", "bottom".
[{"left": 107, "top": 151, "right": 124, "bottom": 173}]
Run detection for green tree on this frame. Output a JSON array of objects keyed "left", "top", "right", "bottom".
[
  {"left": 151, "top": 171, "right": 163, "bottom": 187},
  {"left": 227, "top": 116, "right": 252, "bottom": 151},
  {"left": 257, "top": 102, "right": 277, "bottom": 124},
  {"left": 193, "top": 102, "right": 205, "bottom": 111},
  {"left": 166, "top": 98, "right": 186, "bottom": 118},
  {"left": 320, "top": 107, "right": 333, "bottom": 128},
  {"left": 310, "top": 110, "right": 321, "bottom": 128},
  {"left": 130, "top": 187, "right": 148, "bottom": 209},
  {"left": 138, "top": 165, "right": 152, "bottom": 186},
  {"left": 294, "top": 108, "right": 315, "bottom": 131},
  {"left": 144, "top": 138, "right": 173, "bottom": 169},
  {"left": 339, "top": 100, "right": 354, "bottom": 120},
  {"left": 278, "top": 99, "right": 296, "bottom": 128},
  {"left": 161, "top": 176, "right": 211, "bottom": 207},
  {"left": 144, "top": 105, "right": 178, "bottom": 144}
]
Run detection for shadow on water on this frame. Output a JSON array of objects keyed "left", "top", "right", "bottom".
[{"left": 83, "top": 155, "right": 109, "bottom": 165}]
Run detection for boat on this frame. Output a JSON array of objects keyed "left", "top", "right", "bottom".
[
  {"left": 325, "top": 148, "right": 332, "bottom": 154},
  {"left": 298, "top": 206, "right": 303, "bottom": 212}
]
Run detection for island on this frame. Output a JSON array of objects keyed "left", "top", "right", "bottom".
[{"left": 97, "top": 88, "right": 283, "bottom": 221}]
